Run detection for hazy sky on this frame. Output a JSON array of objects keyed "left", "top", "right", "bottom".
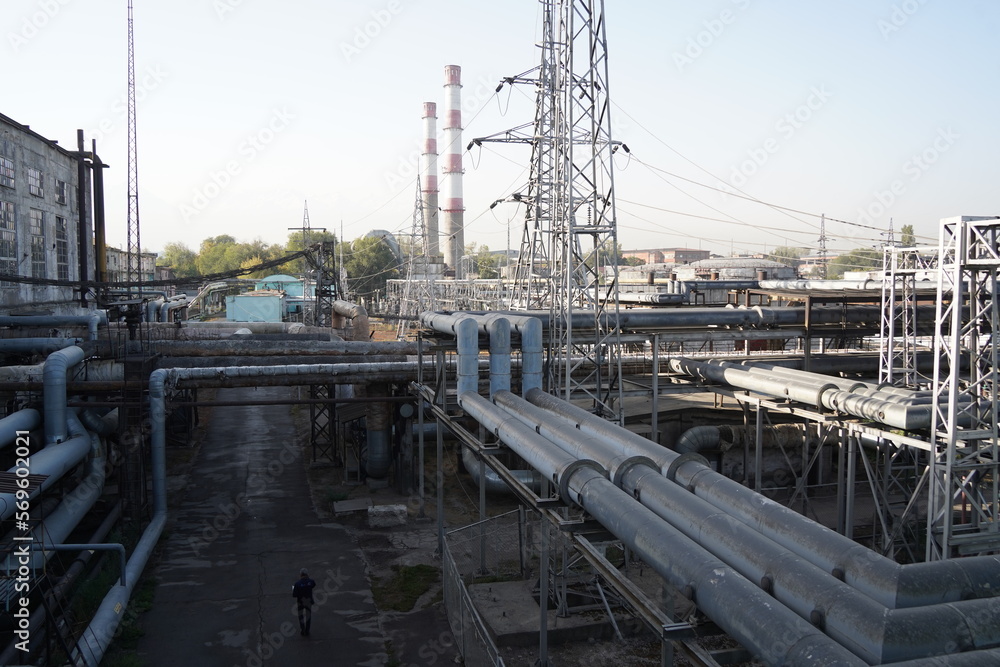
[{"left": 4, "top": 0, "right": 997, "bottom": 260}]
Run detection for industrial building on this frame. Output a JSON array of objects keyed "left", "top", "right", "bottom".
[{"left": 0, "top": 113, "right": 95, "bottom": 312}]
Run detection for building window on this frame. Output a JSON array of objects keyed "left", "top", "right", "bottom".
[
  {"left": 55, "top": 179, "right": 68, "bottom": 205},
  {"left": 28, "top": 168, "right": 43, "bottom": 197},
  {"left": 30, "top": 208, "right": 45, "bottom": 278},
  {"left": 56, "top": 216, "right": 69, "bottom": 281},
  {"left": 0, "top": 201, "right": 16, "bottom": 286},
  {"left": 0, "top": 157, "right": 13, "bottom": 189}
]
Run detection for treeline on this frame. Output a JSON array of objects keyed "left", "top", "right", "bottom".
[{"left": 157, "top": 231, "right": 401, "bottom": 299}]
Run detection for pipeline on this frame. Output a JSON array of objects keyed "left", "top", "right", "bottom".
[
  {"left": 159, "top": 295, "right": 190, "bottom": 323},
  {"left": 0, "top": 338, "right": 83, "bottom": 355},
  {"left": 492, "top": 391, "right": 1000, "bottom": 664},
  {"left": 523, "top": 388, "right": 1000, "bottom": 610},
  {"left": 459, "top": 391, "right": 865, "bottom": 666},
  {"left": 453, "top": 304, "right": 930, "bottom": 331},
  {"left": 0, "top": 408, "right": 41, "bottom": 450},
  {"left": 152, "top": 339, "right": 419, "bottom": 358},
  {"left": 0, "top": 412, "right": 92, "bottom": 520},
  {"left": 42, "top": 346, "right": 85, "bottom": 444},
  {"left": 420, "top": 311, "right": 543, "bottom": 395},
  {"left": 0, "top": 313, "right": 104, "bottom": 341},
  {"left": 667, "top": 356, "right": 938, "bottom": 430},
  {"left": 74, "top": 369, "right": 171, "bottom": 666},
  {"left": 0, "top": 503, "right": 122, "bottom": 664},
  {"left": 29, "top": 425, "right": 107, "bottom": 568},
  {"left": 332, "top": 300, "right": 370, "bottom": 341}
]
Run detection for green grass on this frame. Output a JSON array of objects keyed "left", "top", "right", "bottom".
[{"left": 372, "top": 564, "right": 440, "bottom": 612}]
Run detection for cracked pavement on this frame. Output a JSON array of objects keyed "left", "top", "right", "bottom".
[{"left": 135, "top": 386, "right": 386, "bottom": 666}]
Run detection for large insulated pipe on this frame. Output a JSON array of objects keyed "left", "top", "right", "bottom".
[
  {"left": 492, "top": 392, "right": 1000, "bottom": 663},
  {"left": 76, "top": 371, "right": 169, "bottom": 667},
  {"left": 667, "top": 357, "right": 933, "bottom": 430},
  {"left": 442, "top": 65, "right": 465, "bottom": 278},
  {"left": 365, "top": 383, "right": 393, "bottom": 480},
  {"left": 152, "top": 340, "right": 418, "bottom": 357},
  {"left": 332, "top": 300, "right": 370, "bottom": 341},
  {"left": 43, "top": 345, "right": 86, "bottom": 444},
  {"left": 523, "top": 388, "right": 1000, "bottom": 610},
  {"left": 421, "top": 101, "right": 441, "bottom": 262},
  {"left": 0, "top": 338, "right": 82, "bottom": 354},
  {"left": 0, "top": 313, "right": 104, "bottom": 341},
  {"left": 420, "top": 311, "right": 543, "bottom": 395},
  {"left": 159, "top": 296, "right": 190, "bottom": 323},
  {"left": 462, "top": 305, "right": 903, "bottom": 330},
  {"left": 0, "top": 412, "right": 92, "bottom": 520},
  {"left": 0, "top": 359, "right": 123, "bottom": 384},
  {"left": 488, "top": 317, "right": 511, "bottom": 396},
  {"left": 30, "top": 428, "right": 106, "bottom": 568},
  {"left": 0, "top": 409, "right": 41, "bottom": 450},
  {"left": 459, "top": 392, "right": 865, "bottom": 666}
]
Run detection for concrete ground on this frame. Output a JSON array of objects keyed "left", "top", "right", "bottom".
[{"left": 133, "top": 385, "right": 457, "bottom": 666}]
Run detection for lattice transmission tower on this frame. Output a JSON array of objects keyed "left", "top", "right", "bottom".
[{"left": 473, "top": 0, "right": 624, "bottom": 419}]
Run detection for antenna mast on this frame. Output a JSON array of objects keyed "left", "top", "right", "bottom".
[{"left": 125, "top": 0, "right": 141, "bottom": 297}]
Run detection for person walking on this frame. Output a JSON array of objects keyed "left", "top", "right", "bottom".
[{"left": 292, "top": 568, "right": 316, "bottom": 636}]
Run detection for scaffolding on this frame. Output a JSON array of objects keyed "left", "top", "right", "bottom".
[{"left": 928, "top": 215, "right": 1000, "bottom": 559}]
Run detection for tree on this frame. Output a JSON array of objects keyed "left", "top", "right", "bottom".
[
  {"left": 767, "top": 246, "right": 809, "bottom": 268},
  {"left": 827, "top": 248, "right": 883, "bottom": 279},
  {"left": 342, "top": 236, "right": 400, "bottom": 300},
  {"left": 474, "top": 245, "right": 501, "bottom": 279},
  {"left": 158, "top": 242, "right": 198, "bottom": 277},
  {"left": 283, "top": 230, "right": 339, "bottom": 275},
  {"left": 900, "top": 224, "right": 916, "bottom": 247}
]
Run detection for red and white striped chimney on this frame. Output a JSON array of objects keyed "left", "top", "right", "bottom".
[
  {"left": 442, "top": 64, "right": 465, "bottom": 278},
  {"left": 421, "top": 102, "right": 441, "bottom": 261}
]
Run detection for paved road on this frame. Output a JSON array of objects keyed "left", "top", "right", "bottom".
[{"left": 136, "top": 386, "right": 385, "bottom": 666}]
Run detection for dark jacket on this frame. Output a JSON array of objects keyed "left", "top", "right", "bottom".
[{"left": 292, "top": 577, "right": 316, "bottom": 604}]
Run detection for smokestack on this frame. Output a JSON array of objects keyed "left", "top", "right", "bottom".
[
  {"left": 421, "top": 102, "right": 441, "bottom": 262},
  {"left": 442, "top": 64, "right": 465, "bottom": 278}
]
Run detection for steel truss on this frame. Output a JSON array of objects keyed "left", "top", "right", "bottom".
[
  {"left": 879, "top": 246, "right": 939, "bottom": 387},
  {"left": 928, "top": 216, "right": 1000, "bottom": 559},
  {"left": 308, "top": 241, "right": 340, "bottom": 328}
]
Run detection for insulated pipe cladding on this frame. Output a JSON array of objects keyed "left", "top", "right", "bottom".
[
  {"left": 491, "top": 391, "right": 1000, "bottom": 664},
  {"left": 522, "top": 387, "right": 1000, "bottom": 610},
  {"left": 421, "top": 101, "right": 442, "bottom": 262},
  {"left": 458, "top": 392, "right": 865, "bottom": 666},
  {"left": 442, "top": 64, "right": 465, "bottom": 278}
]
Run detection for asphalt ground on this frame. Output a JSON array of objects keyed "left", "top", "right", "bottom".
[{"left": 134, "top": 385, "right": 451, "bottom": 666}]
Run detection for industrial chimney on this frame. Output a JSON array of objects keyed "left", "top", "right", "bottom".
[
  {"left": 421, "top": 102, "right": 441, "bottom": 262},
  {"left": 442, "top": 65, "right": 465, "bottom": 278}
]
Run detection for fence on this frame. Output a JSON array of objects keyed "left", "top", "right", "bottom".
[{"left": 442, "top": 509, "right": 540, "bottom": 667}]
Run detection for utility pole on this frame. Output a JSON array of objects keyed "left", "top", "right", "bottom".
[{"left": 818, "top": 213, "right": 828, "bottom": 279}]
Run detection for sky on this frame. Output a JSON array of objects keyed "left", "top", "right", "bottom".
[{"left": 3, "top": 0, "right": 998, "bottom": 261}]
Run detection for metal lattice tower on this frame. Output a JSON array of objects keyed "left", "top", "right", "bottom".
[
  {"left": 397, "top": 180, "right": 424, "bottom": 339},
  {"left": 879, "top": 245, "right": 937, "bottom": 388},
  {"left": 928, "top": 215, "right": 1000, "bottom": 559},
  {"left": 474, "top": 0, "right": 624, "bottom": 418},
  {"left": 125, "top": 0, "right": 141, "bottom": 296}
]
